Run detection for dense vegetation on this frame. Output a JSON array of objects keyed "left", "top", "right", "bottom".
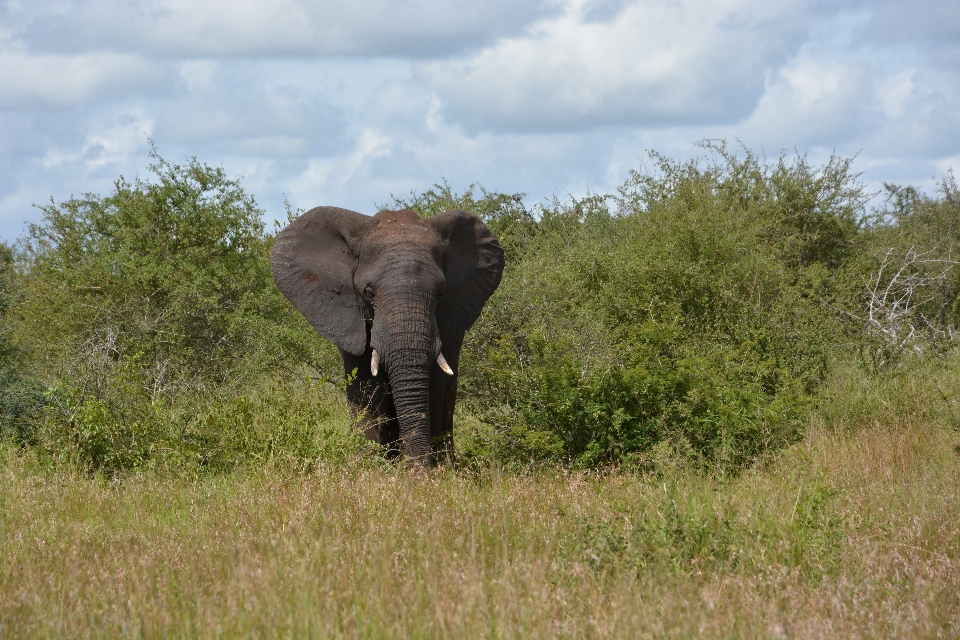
[
  {"left": 392, "top": 142, "right": 960, "bottom": 471},
  {"left": 2, "top": 142, "right": 959, "bottom": 474}
]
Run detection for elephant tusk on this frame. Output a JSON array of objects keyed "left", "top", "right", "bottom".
[
  {"left": 437, "top": 352, "right": 454, "bottom": 376},
  {"left": 371, "top": 349, "right": 380, "bottom": 377}
]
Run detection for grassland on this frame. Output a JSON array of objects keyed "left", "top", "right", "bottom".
[
  {"left": 4, "top": 149, "right": 960, "bottom": 637},
  {"left": 2, "top": 366, "right": 959, "bottom": 639}
]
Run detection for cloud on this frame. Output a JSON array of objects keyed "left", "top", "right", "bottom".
[
  {"left": 0, "top": 108, "right": 158, "bottom": 239},
  {"left": 859, "top": 0, "right": 960, "bottom": 59},
  {"left": 42, "top": 110, "right": 155, "bottom": 170},
  {"left": 418, "top": 0, "right": 822, "bottom": 132},
  {"left": 874, "top": 69, "right": 914, "bottom": 120},
  {"left": 5, "top": 0, "right": 556, "bottom": 59},
  {"left": 735, "top": 58, "right": 872, "bottom": 149},
  {"left": 713, "top": 2, "right": 960, "bottom": 168},
  {"left": 1, "top": 0, "right": 959, "bottom": 245},
  {"left": 291, "top": 128, "right": 395, "bottom": 205},
  {"left": 0, "top": 50, "right": 169, "bottom": 110},
  {"left": 152, "top": 60, "right": 348, "bottom": 156},
  {"left": 860, "top": 67, "right": 960, "bottom": 158},
  {"left": 281, "top": 77, "right": 647, "bottom": 216}
]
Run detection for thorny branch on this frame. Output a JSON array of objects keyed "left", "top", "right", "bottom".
[{"left": 857, "top": 245, "right": 958, "bottom": 366}]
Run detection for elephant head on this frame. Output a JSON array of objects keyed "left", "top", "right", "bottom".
[{"left": 270, "top": 207, "right": 504, "bottom": 465}]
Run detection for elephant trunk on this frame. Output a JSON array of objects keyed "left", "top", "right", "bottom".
[
  {"left": 388, "top": 363, "right": 433, "bottom": 464},
  {"left": 374, "top": 301, "right": 438, "bottom": 466}
]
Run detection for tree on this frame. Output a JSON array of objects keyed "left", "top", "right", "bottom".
[{"left": 19, "top": 149, "right": 327, "bottom": 394}]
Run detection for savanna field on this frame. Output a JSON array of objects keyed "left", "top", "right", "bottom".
[{"left": 2, "top": 142, "right": 960, "bottom": 637}]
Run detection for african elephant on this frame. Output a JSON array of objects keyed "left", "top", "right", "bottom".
[{"left": 270, "top": 207, "right": 504, "bottom": 466}]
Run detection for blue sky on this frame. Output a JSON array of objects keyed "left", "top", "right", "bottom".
[{"left": 1, "top": 0, "right": 958, "bottom": 239}]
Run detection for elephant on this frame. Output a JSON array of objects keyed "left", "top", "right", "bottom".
[{"left": 270, "top": 206, "right": 504, "bottom": 466}]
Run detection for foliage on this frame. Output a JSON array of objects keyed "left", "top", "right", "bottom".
[
  {"left": 19, "top": 149, "right": 327, "bottom": 387},
  {"left": 0, "top": 243, "right": 45, "bottom": 443},
  {"left": 4, "top": 142, "right": 960, "bottom": 474},
  {"left": 420, "top": 143, "right": 869, "bottom": 471},
  {"left": 9, "top": 149, "right": 343, "bottom": 472},
  {"left": 850, "top": 171, "right": 960, "bottom": 370},
  {"left": 193, "top": 375, "right": 371, "bottom": 472}
]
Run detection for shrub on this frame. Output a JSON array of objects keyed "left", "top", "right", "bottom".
[
  {"left": 12, "top": 148, "right": 345, "bottom": 472},
  {"left": 19, "top": 149, "right": 333, "bottom": 388},
  {"left": 8, "top": 143, "right": 960, "bottom": 474},
  {"left": 437, "top": 143, "right": 869, "bottom": 471},
  {"left": 850, "top": 171, "right": 960, "bottom": 370},
  {"left": 36, "top": 368, "right": 367, "bottom": 473},
  {"left": 0, "top": 243, "right": 45, "bottom": 444}
]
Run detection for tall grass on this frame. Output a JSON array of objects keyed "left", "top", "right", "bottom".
[{"left": 2, "top": 356, "right": 959, "bottom": 638}]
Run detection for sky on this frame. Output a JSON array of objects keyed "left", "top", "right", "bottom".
[{"left": 1, "top": 0, "right": 959, "bottom": 240}]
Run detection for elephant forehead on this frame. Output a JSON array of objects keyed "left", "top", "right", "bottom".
[
  {"left": 365, "top": 214, "right": 440, "bottom": 248},
  {"left": 373, "top": 208, "right": 421, "bottom": 224},
  {"left": 358, "top": 236, "right": 443, "bottom": 276}
]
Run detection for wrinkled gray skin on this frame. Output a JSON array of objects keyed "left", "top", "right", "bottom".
[{"left": 270, "top": 207, "right": 504, "bottom": 466}]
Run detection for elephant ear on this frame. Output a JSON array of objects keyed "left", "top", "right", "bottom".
[
  {"left": 270, "top": 206, "right": 376, "bottom": 356},
  {"left": 428, "top": 210, "right": 505, "bottom": 339}
]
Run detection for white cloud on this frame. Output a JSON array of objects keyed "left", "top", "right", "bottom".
[
  {"left": 42, "top": 111, "right": 154, "bottom": 169},
  {"left": 152, "top": 60, "right": 349, "bottom": 155},
  {"left": 290, "top": 129, "right": 395, "bottom": 206},
  {"left": 0, "top": 50, "right": 168, "bottom": 109},
  {"left": 0, "top": 109, "right": 157, "bottom": 238},
  {"left": 1, "top": 0, "right": 960, "bottom": 243},
  {"left": 858, "top": 67, "right": 960, "bottom": 158},
  {"left": 736, "top": 58, "right": 871, "bottom": 148},
  {"left": 874, "top": 69, "right": 914, "bottom": 120},
  {"left": 418, "top": 0, "right": 818, "bottom": 132},
  {"left": 5, "top": 0, "right": 554, "bottom": 58},
  {"left": 178, "top": 60, "right": 218, "bottom": 92}
]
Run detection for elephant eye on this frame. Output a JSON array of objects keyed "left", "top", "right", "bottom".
[{"left": 363, "top": 285, "right": 375, "bottom": 301}]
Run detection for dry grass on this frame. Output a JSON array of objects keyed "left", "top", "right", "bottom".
[{"left": 1, "top": 414, "right": 959, "bottom": 638}]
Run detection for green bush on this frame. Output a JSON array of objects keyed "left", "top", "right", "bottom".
[
  {"left": 850, "top": 171, "right": 960, "bottom": 370},
  {"left": 11, "top": 148, "right": 347, "bottom": 472},
  {"left": 439, "top": 143, "right": 870, "bottom": 471},
  {"left": 19, "top": 149, "right": 332, "bottom": 387},
  {"left": 0, "top": 243, "right": 45, "bottom": 444},
  {"left": 6, "top": 142, "right": 960, "bottom": 474},
  {"left": 575, "top": 472, "right": 841, "bottom": 578},
  {"left": 36, "top": 369, "right": 367, "bottom": 473},
  {"left": 195, "top": 375, "right": 370, "bottom": 472}
]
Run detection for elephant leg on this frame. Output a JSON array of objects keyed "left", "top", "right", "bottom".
[
  {"left": 429, "top": 369, "right": 458, "bottom": 465},
  {"left": 361, "top": 404, "right": 401, "bottom": 459},
  {"left": 340, "top": 348, "right": 401, "bottom": 457}
]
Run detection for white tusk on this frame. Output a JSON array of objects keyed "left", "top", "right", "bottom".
[
  {"left": 437, "top": 352, "right": 454, "bottom": 376},
  {"left": 371, "top": 349, "right": 380, "bottom": 377}
]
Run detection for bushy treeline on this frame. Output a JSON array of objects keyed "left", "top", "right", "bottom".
[
  {"left": 2, "top": 142, "right": 959, "bottom": 473},
  {"left": 392, "top": 142, "right": 960, "bottom": 471},
  {"left": 1, "top": 151, "right": 362, "bottom": 472}
]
